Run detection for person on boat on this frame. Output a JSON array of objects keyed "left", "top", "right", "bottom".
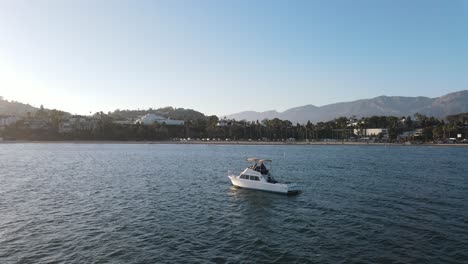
[
  {"left": 260, "top": 163, "right": 268, "bottom": 175},
  {"left": 252, "top": 163, "right": 261, "bottom": 173},
  {"left": 267, "top": 176, "right": 277, "bottom": 183}
]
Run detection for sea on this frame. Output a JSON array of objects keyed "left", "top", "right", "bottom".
[{"left": 0, "top": 143, "right": 467, "bottom": 263}]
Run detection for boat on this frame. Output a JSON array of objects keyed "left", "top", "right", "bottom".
[{"left": 228, "top": 158, "right": 301, "bottom": 194}]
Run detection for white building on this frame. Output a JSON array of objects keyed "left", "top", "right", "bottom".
[
  {"left": 399, "top": 129, "right": 423, "bottom": 138},
  {"left": 135, "top": 113, "right": 184, "bottom": 126},
  {"left": 346, "top": 117, "right": 359, "bottom": 127},
  {"left": 217, "top": 118, "right": 233, "bottom": 127},
  {"left": 354, "top": 128, "right": 389, "bottom": 139}
]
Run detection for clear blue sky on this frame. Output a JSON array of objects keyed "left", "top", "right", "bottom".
[{"left": 1, "top": 0, "right": 467, "bottom": 116}]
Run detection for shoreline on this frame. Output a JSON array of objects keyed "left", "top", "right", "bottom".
[{"left": 1, "top": 140, "right": 468, "bottom": 147}]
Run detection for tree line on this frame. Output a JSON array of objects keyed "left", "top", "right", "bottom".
[{"left": 2, "top": 107, "right": 468, "bottom": 142}]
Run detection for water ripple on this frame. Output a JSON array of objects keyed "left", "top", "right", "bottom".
[{"left": 0, "top": 144, "right": 467, "bottom": 263}]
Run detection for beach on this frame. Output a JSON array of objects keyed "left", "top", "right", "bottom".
[{"left": 1, "top": 139, "right": 468, "bottom": 147}]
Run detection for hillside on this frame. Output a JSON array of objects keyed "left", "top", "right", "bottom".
[
  {"left": 0, "top": 96, "right": 38, "bottom": 116},
  {"left": 109, "top": 107, "right": 206, "bottom": 121},
  {"left": 226, "top": 90, "right": 468, "bottom": 123}
]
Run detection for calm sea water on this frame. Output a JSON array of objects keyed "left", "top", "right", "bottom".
[{"left": 0, "top": 143, "right": 467, "bottom": 263}]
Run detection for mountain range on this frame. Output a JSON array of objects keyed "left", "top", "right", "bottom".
[
  {"left": 225, "top": 90, "right": 468, "bottom": 124},
  {"left": 3, "top": 90, "right": 468, "bottom": 123}
]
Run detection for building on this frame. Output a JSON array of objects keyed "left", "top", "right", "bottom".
[
  {"left": 346, "top": 117, "right": 359, "bottom": 127},
  {"left": 399, "top": 129, "right": 424, "bottom": 139},
  {"left": 23, "top": 119, "right": 49, "bottom": 130},
  {"left": 58, "top": 122, "right": 73, "bottom": 133},
  {"left": 70, "top": 116, "right": 97, "bottom": 131},
  {"left": 354, "top": 128, "right": 389, "bottom": 139},
  {"left": 0, "top": 116, "right": 17, "bottom": 130},
  {"left": 216, "top": 118, "right": 233, "bottom": 127},
  {"left": 113, "top": 119, "right": 136, "bottom": 125},
  {"left": 58, "top": 115, "right": 97, "bottom": 133},
  {"left": 135, "top": 113, "right": 184, "bottom": 126}
]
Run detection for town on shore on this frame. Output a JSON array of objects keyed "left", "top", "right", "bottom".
[{"left": 1, "top": 103, "right": 468, "bottom": 145}]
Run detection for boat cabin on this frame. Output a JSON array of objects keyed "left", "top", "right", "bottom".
[
  {"left": 240, "top": 158, "right": 278, "bottom": 184},
  {"left": 239, "top": 174, "right": 260, "bottom": 181},
  {"left": 246, "top": 157, "right": 271, "bottom": 175}
]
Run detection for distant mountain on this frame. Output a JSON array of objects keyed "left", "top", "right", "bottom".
[
  {"left": 0, "top": 96, "right": 38, "bottom": 116},
  {"left": 219, "top": 110, "right": 279, "bottom": 122},
  {"left": 225, "top": 90, "right": 468, "bottom": 123}
]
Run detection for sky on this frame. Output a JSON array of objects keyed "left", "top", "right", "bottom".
[{"left": 0, "top": 0, "right": 467, "bottom": 116}]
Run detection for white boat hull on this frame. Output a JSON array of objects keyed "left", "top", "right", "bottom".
[{"left": 229, "top": 175, "right": 300, "bottom": 194}]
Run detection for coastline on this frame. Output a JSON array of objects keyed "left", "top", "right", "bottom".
[{"left": 1, "top": 140, "right": 468, "bottom": 147}]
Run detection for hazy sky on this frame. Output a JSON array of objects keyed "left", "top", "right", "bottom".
[{"left": 1, "top": 0, "right": 467, "bottom": 116}]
